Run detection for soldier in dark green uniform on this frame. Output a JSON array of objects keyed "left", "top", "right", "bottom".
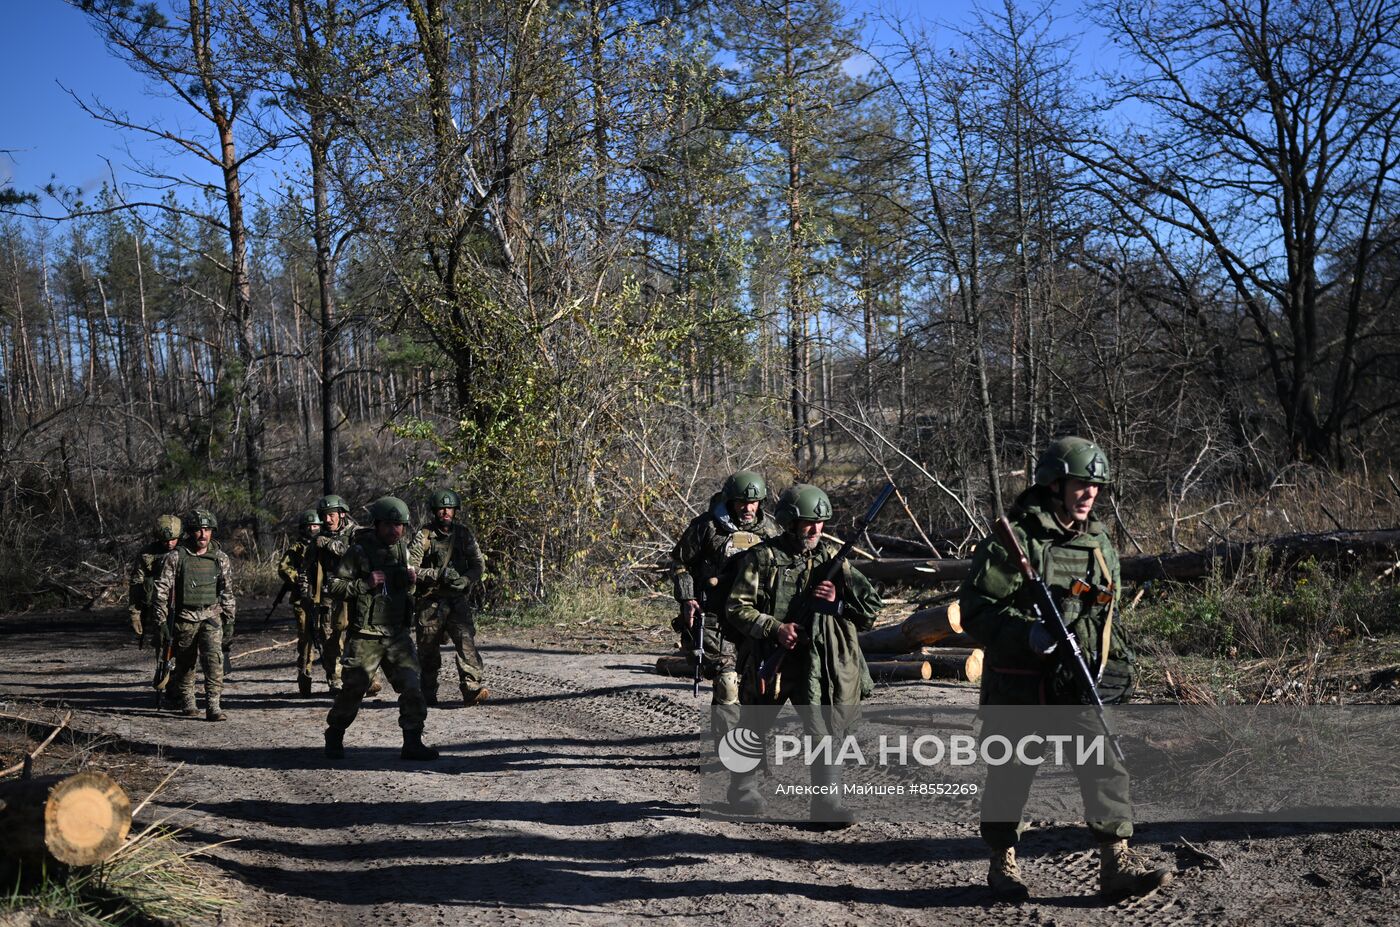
[
  {"left": 277, "top": 509, "right": 324, "bottom": 697},
  {"left": 960, "top": 437, "right": 1172, "bottom": 901},
  {"left": 409, "top": 489, "right": 488, "bottom": 706},
  {"left": 670, "top": 470, "right": 781, "bottom": 719},
  {"left": 324, "top": 496, "right": 438, "bottom": 761},
  {"left": 311, "top": 494, "right": 359, "bottom": 695},
  {"left": 726, "top": 484, "right": 883, "bottom": 823},
  {"left": 128, "top": 514, "right": 181, "bottom": 646},
  {"left": 152, "top": 509, "right": 237, "bottom": 721}
]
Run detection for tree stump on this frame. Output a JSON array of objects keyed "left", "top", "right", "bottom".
[
  {"left": 655, "top": 653, "right": 695, "bottom": 677},
  {"left": 0, "top": 771, "right": 132, "bottom": 868}
]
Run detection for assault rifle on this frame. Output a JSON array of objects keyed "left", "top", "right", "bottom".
[
  {"left": 756, "top": 482, "right": 896, "bottom": 698},
  {"left": 992, "top": 515, "right": 1125, "bottom": 763},
  {"left": 154, "top": 624, "right": 176, "bottom": 711},
  {"left": 264, "top": 580, "right": 294, "bottom": 625}
]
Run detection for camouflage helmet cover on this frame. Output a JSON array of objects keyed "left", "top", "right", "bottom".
[
  {"left": 722, "top": 470, "right": 768, "bottom": 503},
  {"left": 317, "top": 493, "right": 350, "bottom": 516},
  {"left": 428, "top": 488, "right": 461, "bottom": 510},
  {"left": 152, "top": 514, "right": 182, "bottom": 541},
  {"left": 298, "top": 509, "right": 324, "bottom": 529},
  {"left": 367, "top": 495, "right": 412, "bottom": 525},
  {"left": 185, "top": 508, "right": 217, "bottom": 530},
  {"left": 774, "top": 483, "right": 833, "bottom": 529},
  {"left": 1034, "top": 436, "right": 1111, "bottom": 487}
]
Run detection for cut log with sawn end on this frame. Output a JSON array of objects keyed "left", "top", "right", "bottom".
[{"left": 0, "top": 771, "right": 132, "bottom": 870}]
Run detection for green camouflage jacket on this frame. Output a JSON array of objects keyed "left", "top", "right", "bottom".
[
  {"left": 409, "top": 520, "right": 485, "bottom": 601},
  {"left": 311, "top": 516, "right": 360, "bottom": 606},
  {"left": 959, "top": 486, "right": 1133, "bottom": 705},
  {"left": 670, "top": 493, "right": 781, "bottom": 614},
  {"left": 329, "top": 528, "right": 416, "bottom": 637},
  {"left": 152, "top": 542, "right": 237, "bottom": 629},
  {"left": 726, "top": 533, "right": 883, "bottom": 705},
  {"left": 127, "top": 541, "right": 170, "bottom": 615}
]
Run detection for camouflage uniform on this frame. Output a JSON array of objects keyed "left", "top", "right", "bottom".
[
  {"left": 960, "top": 483, "right": 1133, "bottom": 849},
  {"left": 725, "top": 500, "right": 882, "bottom": 822},
  {"left": 960, "top": 437, "right": 1170, "bottom": 901},
  {"left": 127, "top": 541, "right": 172, "bottom": 642},
  {"left": 312, "top": 515, "right": 360, "bottom": 691},
  {"left": 670, "top": 491, "right": 780, "bottom": 706},
  {"left": 409, "top": 518, "right": 487, "bottom": 703},
  {"left": 325, "top": 527, "right": 428, "bottom": 739},
  {"left": 153, "top": 541, "right": 236, "bottom": 718},
  {"left": 277, "top": 536, "right": 321, "bottom": 695}
]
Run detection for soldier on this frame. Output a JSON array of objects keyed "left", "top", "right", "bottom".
[
  {"left": 324, "top": 496, "right": 438, "bottom": 761},
  {"left": 277, "top": 509, "right": 324, "bottom": 697},
  {"left": 959, "top": 437, "right": 1173, "bottom": 901},
  {"left": 311, "top": 494, "right": 358, "bottom": 696},
  {"left": 670, "top": 470, "right": 780, "bottom": 719},
  {"left": 128, "top": 514, "right": 181, "bottom": 646},
  {"left": 726, "top": 484, "right": 883, "bottom": 823},
  {"left": 409, "top": 489, "right": 488, "bottom": 706},
  {"left": 152, "top": 509, "right": 236, "bottom": 721}
]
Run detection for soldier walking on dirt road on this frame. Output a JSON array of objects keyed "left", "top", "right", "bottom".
[
  {"left": 152, "top": 509, "right": 236, "bottom": 722},
  {"left": 324, "top": 496, "right": 439, "bottom": 761},
  {"left": 725, "top": 483, "right": 883, "bottom": 824},
  {"left": 410, "top": 489, "right": 489, "bottom": 707},
  {"left": 959, "top": 437, "right": 1173, "bottom": 901},
  {"left": 670, "top": 470, "right": 780, "bottom": 734},
  {"left": 277, "top": 509, "right": 325, "bottom": 697},
  {"left": 128, "top": 514, "right": 181, "bottom": 646}
]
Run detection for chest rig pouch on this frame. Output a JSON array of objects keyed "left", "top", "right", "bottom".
[
  {"left": 178, "top": 548, "right": 219, "bottom": 609},
  {"left": 1039, "top": 537, "right": 1135, "bottom": 705}
]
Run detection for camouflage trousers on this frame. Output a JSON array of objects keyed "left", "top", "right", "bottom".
[
  {"left": 416, "top": 596, "right": 485, "bottom": 696},
  {"left": 293, "top": 601, "right": 318, "bottom": 679},
  {"left": 326, "top": 629, "right": 427, "bottom": 733},
  {"left": 978, "top": 706, "right": 1133, "bottom": 849},
  {"left": 317, "top": 600, "right": 350, "bottom": 688},
  {"left": 169, "top": 612, "right": 224, "bottom": 707}
]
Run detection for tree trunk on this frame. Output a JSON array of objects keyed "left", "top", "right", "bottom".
[{"left": 0, "top": 771, "right": 131, "bottom": 869}]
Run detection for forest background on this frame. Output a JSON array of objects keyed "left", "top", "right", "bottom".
[{"left": 3, "top": 0, "right": 1400, "bottom": 666}]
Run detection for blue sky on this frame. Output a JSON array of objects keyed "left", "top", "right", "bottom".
[{"left": 3, "top": 0, "right": 1105, "bottom": 205}]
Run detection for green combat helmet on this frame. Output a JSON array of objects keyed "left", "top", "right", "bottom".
[
  {"left": 774, "top": 483, "right": 833, "bottom": 529},
  {"left": 186, "top": 509, "right": 218, "bottom": 530},
  {"left": 317, "top": 494, "right": 350, "bottom": 516},
  {"left": 428, "top": 489, "right": 460, "bottom": 510},
  {"left": 722, "top": 470, "right": 767, "bottom": 503},
  {"left": 298, "top": 509, "right": 323, "bottom": 532},
  {"left": 152, "top": 514, "right": 182, "bottom": 541},
  {"left": 367, "top": 496, "right": 412, "bottom": 525},
  {"left": 1034, "top": 436, "right": 1111, "bottom": 487}
]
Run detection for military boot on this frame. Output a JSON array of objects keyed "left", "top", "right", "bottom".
[
  {"left": 987, "top": 848, "right": 1030, "bottom": 901},
  {"left": 324, "top": 727, "right": 346, "bottom": 760},
  {"left": 809, "top": 763, "right": 855, "bottom": 828},
  {"left": 460, "top": 685, "right": 490, "bottom": 706},
  {"left": 726, "top": 771, "right": 766, "bottom": 816},
  {"left": 423, "top": 689, "right": 439, "bottom": 707},
  {"left": 297, "top": 673, "right": 313, "bottom": 697},
  {"left": 366, "top": 674, "right": 383, "bottom": 697},
  {"left": 401, "top": 728, "right": 440, "bottom": 761},
  {"left": 180, "top": 694, "right": 200, "bottom": 718},
  {"left": 205, "top": 696, "right": 227, "bottom": 722},
  {"left": 1099, "top": 840, "right": 1173, "bottom": 900}
]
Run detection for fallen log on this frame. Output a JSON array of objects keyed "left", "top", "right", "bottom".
[
  {"left": 852, "top": 528, "right": 1400, "bottom": 586},
  {"left": 923, "top": 648, "right": 983, "bottom": 684},
  {"left": 859, "top": 603, "right": 963, "bottom": 653},
  {"left": 1118, "top": 528, "right": 1400, "bottom": 581},
  {"left": 0, "top": 771, "right": 131, "bottom": 868},
  {"left": 867, "top": 660, "right": 932, "bottom": 682}
]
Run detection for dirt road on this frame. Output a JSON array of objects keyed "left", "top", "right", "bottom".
[{"left": 1, "top": 607, "right": 1395, "bottom": 926}]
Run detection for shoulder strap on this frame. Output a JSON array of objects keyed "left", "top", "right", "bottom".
[{"left": 1091, "top": 546, "right": 1115, "bottom": 680}]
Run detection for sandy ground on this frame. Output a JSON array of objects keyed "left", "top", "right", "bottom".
[{"left": 1, "top": 605, "right": 1396, "bottom": 926}]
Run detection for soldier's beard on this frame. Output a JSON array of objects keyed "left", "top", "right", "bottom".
[
  {"left": 800, "top": 535, "right": 820, "bottom": 551},
  {"left": 736, "top": 513, "right": 756, "bottom": 527}
]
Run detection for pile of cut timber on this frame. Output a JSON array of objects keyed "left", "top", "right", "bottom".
[{"left": 859, "top": 602, "right": 983, "bottom": 684}]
